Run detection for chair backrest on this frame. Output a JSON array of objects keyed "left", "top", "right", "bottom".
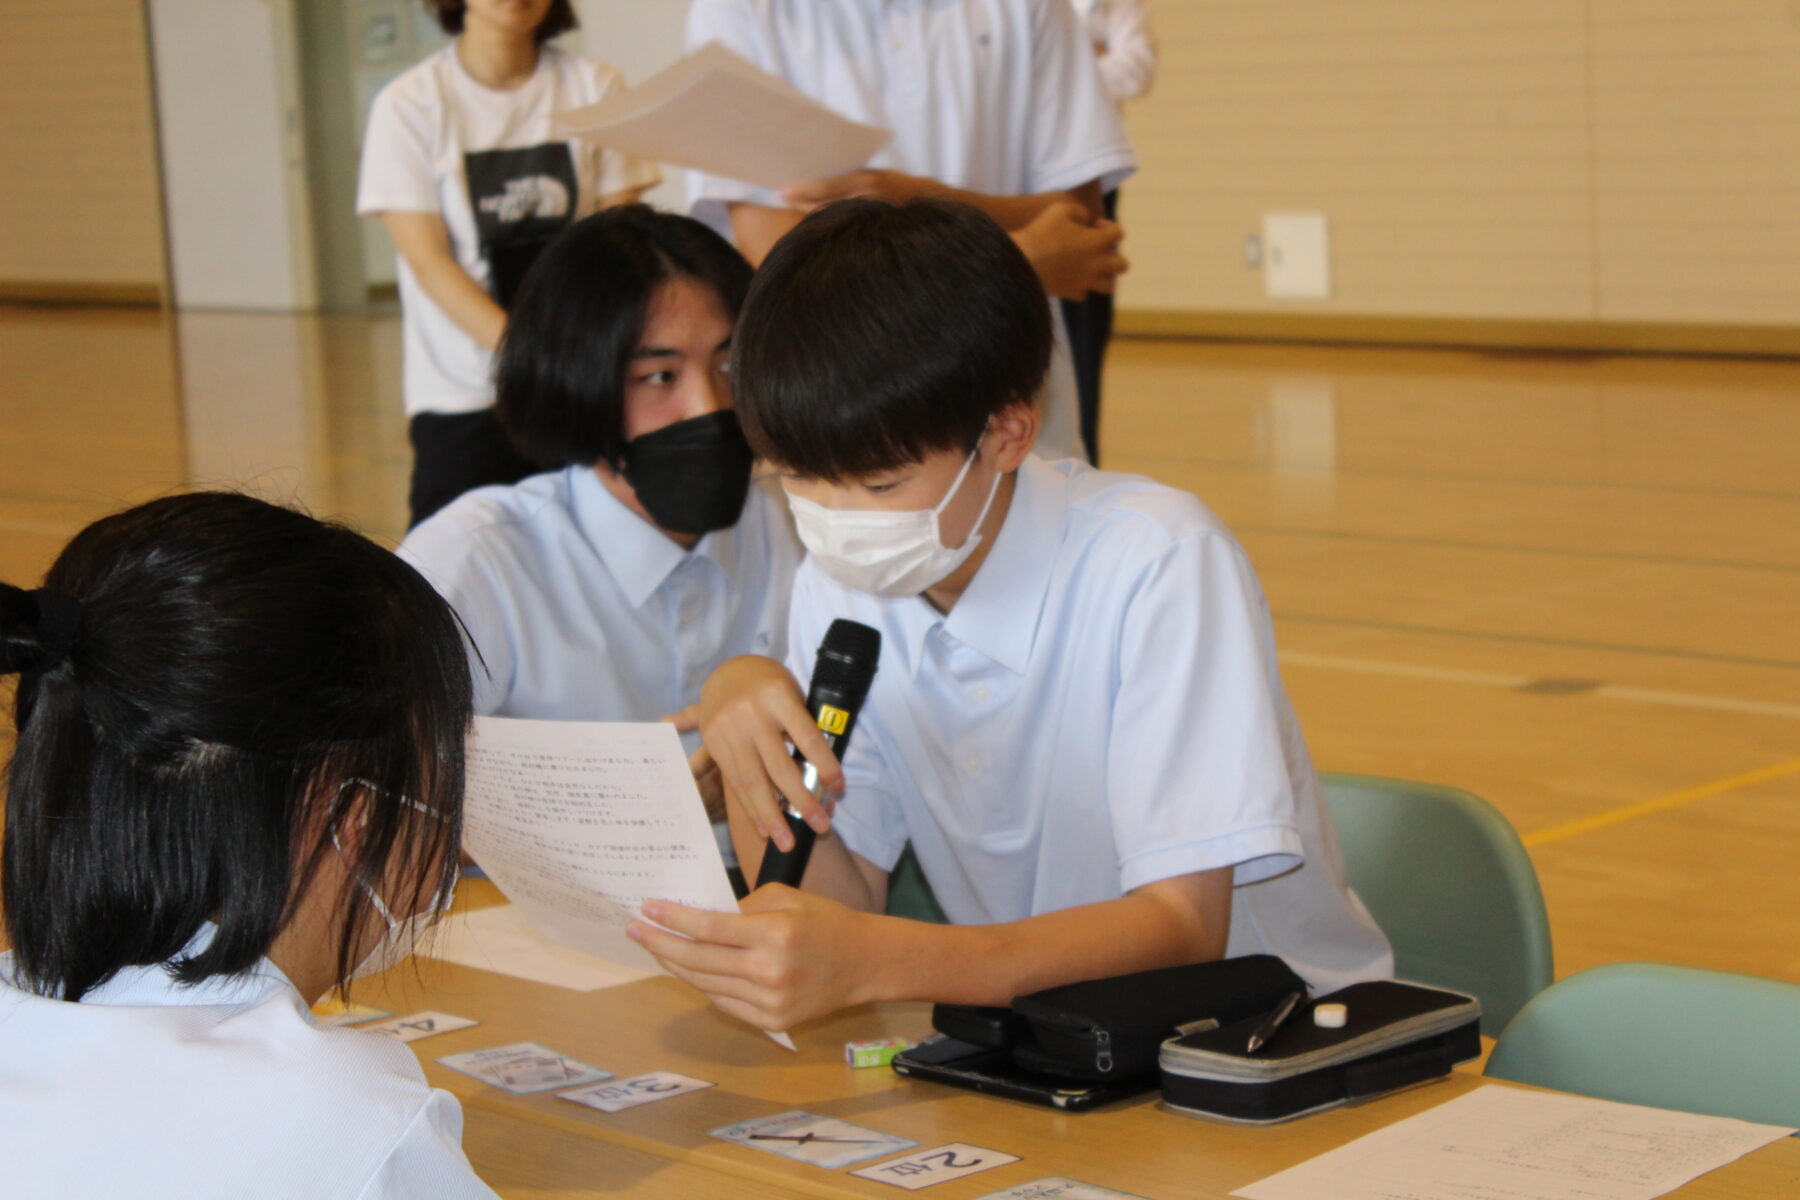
[
  {"left": 1321, "top": 773, "right": 1553, "bottom": 1035},
  {"left": 885, "top": 843, "right": 950, "bottom": 924},
  {"left": 1486, "top": 962, "right": 1800, "bottom": 1126}
]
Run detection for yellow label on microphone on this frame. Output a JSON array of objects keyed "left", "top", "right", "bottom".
[{"left": 817, "top": 705, "right": 849, "bottom": 735}]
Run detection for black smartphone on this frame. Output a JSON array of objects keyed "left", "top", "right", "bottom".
[{"left": 891, "top": 1034, "right": 1155, "bottom": 1112}]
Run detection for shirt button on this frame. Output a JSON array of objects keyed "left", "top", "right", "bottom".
[
  {"left": 964, "top": 754, "right": 983, "bottom": 773},
  {"left": 971, "top": 685, "right": 989, "bottom": 702}
]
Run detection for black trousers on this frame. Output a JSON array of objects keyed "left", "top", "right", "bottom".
[
  {"left": 407, "top": 408, "right": 538, "bottom": 529},
  {"left": 1057, "top": 188, "right": 1120, "bottom": 466}
]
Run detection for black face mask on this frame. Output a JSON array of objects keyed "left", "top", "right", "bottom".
[{"left": 620, "top": 411, "right": 756, "bottom": 535}]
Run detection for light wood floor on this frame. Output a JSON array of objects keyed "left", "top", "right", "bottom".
[{"left": 3, "top": 303, "right": 1797, "bottom": 987}]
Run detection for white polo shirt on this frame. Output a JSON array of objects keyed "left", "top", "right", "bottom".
[
  {"left": 786, "top": 456, "right": 1394, "bottom": 995},
  {"left": 400, "top": 467, "right": 803, "bottom": 734},
  {"left": 683, "top": 0, "right": 1138, "bottom": 463},
  {"left": 0, "top": 931, "right": 494, "bottom": 1199}
]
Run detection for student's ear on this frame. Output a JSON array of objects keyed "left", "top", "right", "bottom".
[{"left": 989, "top": 400, "right": 1039, "bottom": 473}]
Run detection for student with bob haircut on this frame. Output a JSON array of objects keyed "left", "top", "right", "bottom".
[
  {"left": 630, "top": 200, "right": 1393, "bottom": 1032},
  {"left": 400, "top": 207, "right": 803, "bottom": 800},
  {"left": 359, "top": 0, "right": 659, "bottom": 527},
  {"left": 0, "top": 492, "right": 496, "bottom": 1198}
]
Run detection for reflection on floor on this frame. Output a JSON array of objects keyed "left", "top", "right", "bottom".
[{"left": 4, "top": 302, "right": 1798, "bottom": 986}]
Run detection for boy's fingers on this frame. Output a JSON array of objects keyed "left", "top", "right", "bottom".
[
  {"left": 641, "top": 900, "right": 745, "bottom": 945},
  {"left": 785, "top": 719, "right": 845, "bottom": 796},
  {"left": 662, "top": 703, "right": 701, "bottom": 732}
]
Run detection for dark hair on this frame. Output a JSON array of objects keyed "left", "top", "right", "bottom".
[
  {"left": 0, "top": 492, "right": 472, "bottom": 1002},
  {"left": 732, "top": 198, "right": 1052, "bottom": 482},
  {"left": 425, "top": 0, "right": 577, "bottom": 42},
  {"left": 495, "top": 205, "right": 753, "bottom": 471}
]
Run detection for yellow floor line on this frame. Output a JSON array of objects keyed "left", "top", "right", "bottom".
[{"left": 1523, "top": 756, "right": 1800, "bottom": 847}]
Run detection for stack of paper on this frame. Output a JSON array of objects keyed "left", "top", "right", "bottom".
[{"left": 552, "top": 42, "right": 891, "bottom": 188}]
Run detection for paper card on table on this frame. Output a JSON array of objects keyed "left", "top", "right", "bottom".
[
  {"left": 853, "top": 1143, "right": 1022, "bottom": 1191},
  {"left": 422, "top": 902, "right": 655, "bottom": 992},
  {"left": 436, "top": 1042, "right": 613, "bottom": 1095},
  {"left": 1232, "top": 1085, "right": 1797, "bottom": 1200},
  {"left": 710, "top": 1110, "right": 919, "bottom": 1170},
  {"left": 362, "top": 1011, "right": 479, "bottom": 1043},
  {"left": 551, "top": 42, "right": 891, "bottom": 189},
  {"left": 976, "top": 1181, "right": 1153, "bottom": 1200},
  {"left": 558, "top": 1071, "right": 715, "bottom": 1113},
  {"left": 310, "top": 995, "right": 391, "bottom": 1027}
]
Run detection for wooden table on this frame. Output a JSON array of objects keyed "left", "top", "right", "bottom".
[{"left": 358, "top": 887, "right": 1800, "bottom": 1199}]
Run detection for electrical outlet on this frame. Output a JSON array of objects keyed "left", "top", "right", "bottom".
[
  {"left": 1262, "top": 213, "right": 1331, "bottom": 299},
  {"left": 1242, "top": 234, "right": 1262, "bottom": 269}
]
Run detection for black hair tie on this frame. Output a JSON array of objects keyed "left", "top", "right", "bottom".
[{"left": 26, "top": 587, "right": 81, "bottom": 674}]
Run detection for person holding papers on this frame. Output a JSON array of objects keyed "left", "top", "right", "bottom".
[
  {"left": 359, "top": 0, "right": 659, "bottom": 527},
  {"left": 683, "top": 0, "right": 1135, "bottom": 464},
  {"left": 628, "top": 200, "right": 1393, "bottom": 1033},
  {"left": 400, "top": 206, "right": 803, "bottom": 817},
  {"left": 0, "top": 493, "right": 496, "bottom": 1198}
]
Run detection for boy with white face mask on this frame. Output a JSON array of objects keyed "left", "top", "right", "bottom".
[{"left": 628, "top": 200, "right": 1392, "bottom": 1034}]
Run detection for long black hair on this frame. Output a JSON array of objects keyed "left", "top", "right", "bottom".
[
  {"left": 495, "top": 204, "right": 753, "bottom": 471},
  {"left": 0, "top": 492, "right": 472, "bottom": 1002}
]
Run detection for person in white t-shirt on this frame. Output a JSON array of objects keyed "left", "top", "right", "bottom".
[
  {"left": 400, "top": 207, "right": 804, "bottom": 833},
  {"left": 0, "top": 492, "right": 495, "bottom": 1197},
  {"left": 358, "top": 0, "right": 659, "bottom": 527},
  {"left": 627, "top": 201, "right": 1392, "bottom": 1033},
  {"left": 683, "top": 0, "right": 1137, "bottom": 464},
  {"left": 1062, "top": 0, "right": 1158, "bottom": 463}
]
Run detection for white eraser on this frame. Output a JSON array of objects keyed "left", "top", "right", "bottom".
[{"left": 1313, "top": 1003, "right": 1348, "bottom": 1029}]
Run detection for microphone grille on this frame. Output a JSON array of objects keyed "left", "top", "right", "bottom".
[{"left": 814, "top": 618, "right": 881, "bottom": 693}]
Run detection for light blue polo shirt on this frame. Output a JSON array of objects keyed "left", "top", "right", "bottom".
[
  {"left": 401, "top": 467, "right": 803, "bottom": 738},
  {"left": 786, "top": 455, "right": 1393, "bottom": 995}
]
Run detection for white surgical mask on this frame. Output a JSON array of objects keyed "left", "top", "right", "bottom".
[
  {"left": 786, "top": 444, "right": 1003, "bottom": 598},
  {"left": 332, "top": 781, "right": 456, "bottom": 982}
]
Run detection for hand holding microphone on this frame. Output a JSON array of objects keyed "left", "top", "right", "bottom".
[{"left": 754, "top": 620, "right": 881, "bottom": 890}]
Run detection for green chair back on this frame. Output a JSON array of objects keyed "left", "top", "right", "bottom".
[
  {"left": 885, "top": 843, "right": 950, "bottom": 924},
  {"left": 1486, "top": 962, "right": 1800, "bottom": 1126},
  {"left": 1321, "top": 773, "right": 1553, "bottom": 1035}
]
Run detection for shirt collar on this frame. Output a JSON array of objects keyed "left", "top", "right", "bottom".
[
  {"left": 901, "top": 454, "right": 1067, "bottom": 677},
  {"left": 5, "top": 922, "right": 297, "bottom": 1008},
  {"left": 568, "top": 467, "right": 724, "bottom": 609}
]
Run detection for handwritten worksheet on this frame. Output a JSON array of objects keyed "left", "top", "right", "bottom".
[
  {"left": 462, "top": 717, "right": 737, "bottom": 976},
  {"left": 551, "top": 42, "right": 892, "bottom": 189},
  {"left": 1233, "top": 1086, "right": 1795, "bottom": 1200}
]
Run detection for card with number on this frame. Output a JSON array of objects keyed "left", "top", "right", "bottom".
[
  {"left": 558, "top": 1071, "right": 715, "bottom": 1113},
  {"left": 436, "top": 1042, "right": 614, "bottom": 1094},
  {"left": 975, "top": 1179, "right": 1153, "bottom": 1200},
  {"left": 361, "top": 1011, "right": 479, "bottom": 1042},
  {"left": 711, "top": 1110, "right": 918, "bottom": 1169},
  {"left": 852, "top": 1143, "right": 1021, "bottom": 1191}
]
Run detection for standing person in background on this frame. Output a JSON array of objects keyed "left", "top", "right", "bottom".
[
  {"left": 1063, "top": 0, "right": 1156, "bottom": 464},
  {"left": 359, "top": 0, "right": 659, "bottom": 528},
  {"left": 683, "top": 0, "right": 1136, "bottom": 465}
]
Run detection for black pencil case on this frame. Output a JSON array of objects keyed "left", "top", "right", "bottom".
[
  {"left": 1005, "top": 955, "right": 1308, "bottom": 1083},
  {"left": 1159, "top": 980, "right": 1481, "bottom": 1124}
]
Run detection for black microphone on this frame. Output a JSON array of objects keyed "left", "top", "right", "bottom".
[{"left": 755, "top": 619, "right": 881, "bottom": 889}]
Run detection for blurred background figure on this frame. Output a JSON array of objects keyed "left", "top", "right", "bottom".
[
  {"left": 1062, "top": 0, "right": 1157, "bottom": 464},
  {"left": 357, "top": 0, "right": 658, "bottom": 527}
]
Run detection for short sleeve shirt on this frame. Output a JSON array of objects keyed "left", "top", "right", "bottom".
[
  {"left": 400, "top": 468, "right": 803, "bottom": 743},
  {"left": 784, "top": 456, "right": 1394, "bottom": 995},
  {"left": 0, "top": 929, "right": 495, "bottom": 1199},
  {"left": 357, "top": 47, "right": 661, "bottom": 416},
  {"left": 682, "top": 0, "right": 1138, "bottom": 462}
]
